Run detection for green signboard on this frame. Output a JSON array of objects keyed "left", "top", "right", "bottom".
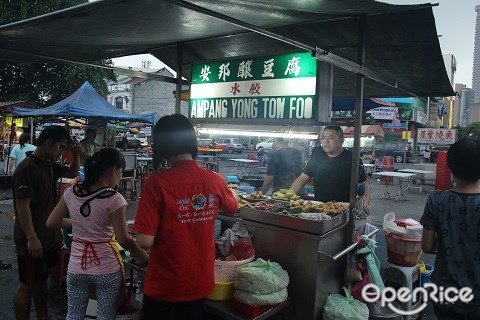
[{"left": 189, "top": 52, "right": 317, "bottom": 120}]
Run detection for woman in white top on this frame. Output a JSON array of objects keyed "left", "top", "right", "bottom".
[{"left": 7, "top": 133, "right": 36, "bottom": 175}]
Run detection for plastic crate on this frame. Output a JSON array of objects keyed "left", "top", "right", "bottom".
[{"left": 231, "top": 297, "right": 279, "bottom": 317}]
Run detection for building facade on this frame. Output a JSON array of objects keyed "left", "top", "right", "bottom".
[
  {"left": 443, "top": 54, "right": 457, "bottom": 86},
  {"left": 473, "top": 4, "right": 480, "bottom": 103},
  {"left": 453, "top": 84, "right": 475, "bottom": 126},
  {"left": 107, "top": 67, "right": 189, "bottom": 122}
]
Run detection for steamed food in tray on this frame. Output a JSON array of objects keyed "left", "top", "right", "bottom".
[
  {"left": 244, "top": 191, "right": 268, "bottom": 201},
  {"left": 271, "top": 189, "right": 301, "bottom": 201},
  {"left": 289, "top": 200, "right": 348, "bottom": 215},
  {"left": 275, "top": 208, "right": 302, "bottom": 217}
]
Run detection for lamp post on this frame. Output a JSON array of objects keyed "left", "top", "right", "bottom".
[{"left": 403, "top": 121, "right": 409, "bottom": 167}]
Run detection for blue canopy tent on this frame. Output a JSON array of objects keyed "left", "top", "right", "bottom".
[
  {"left": 11, "top": 81, "right": 154, "bottom": 124},
  {"left": 4, "top": 81, "right": 155, "bottom": 185}
]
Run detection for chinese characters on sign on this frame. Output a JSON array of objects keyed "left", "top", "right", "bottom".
[
  {"left": 417, "top": 128, "right": 457, "bottom": 144},
  {"left": 366, "top": 107, "right": 397, "bottom": 120},
  {"left": 5, "top": 116, "right": 24, "bottom": 127},
  {"left": 189, "top": 52, "right": 317, "bottom": 120}
]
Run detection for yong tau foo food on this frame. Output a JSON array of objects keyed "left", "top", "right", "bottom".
[
  {"left": 289, "top": 200, "right": 348, "bottom": 214},
  {"left": 246, "top": 191, "right": 267, "bottom": 200},
  {"left": 271, "top": 189, "right": 301, "bottom": 200}
]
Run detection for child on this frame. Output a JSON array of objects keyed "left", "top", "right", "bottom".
[
  {"left": 47, "top": 148, "right": 148, "bottom": 320},
  {"left": 420, "top": 138, "right": 480, "bottom": 320}
]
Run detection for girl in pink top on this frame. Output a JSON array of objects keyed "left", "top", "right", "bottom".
[{"left": 47, "top": 148, "right": 148, "bottom": 320}]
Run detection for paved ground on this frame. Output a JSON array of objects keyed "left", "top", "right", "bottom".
[{"left": 0, "top": 154, "right": 439, "bottom": 319}]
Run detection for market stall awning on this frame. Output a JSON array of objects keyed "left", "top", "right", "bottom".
[
  {"left": 0, "top": 0, "right": 454, "bottom": 98},
  {"left": 343, "top": 125, "right": 384, "bottom": 137},
  {"left": 0, "top": 101, "right": 37, "bottom": 113},
  {"left": 12, "top": 81, "right": 154, "bottom": 124},
  {"left": 332, "top": 98, "right": 396, "bottom": 111}
]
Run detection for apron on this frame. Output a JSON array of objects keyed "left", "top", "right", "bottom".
[{"left": 71, "top": 185, "right": 127, "bottom": 300}]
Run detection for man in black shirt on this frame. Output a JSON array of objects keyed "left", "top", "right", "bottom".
[
  {"left": 290, "top": 126, "right": 366, "bottom": 202},
  {"left": 260, "top": 138, "right": 303, "bottom": 194}
]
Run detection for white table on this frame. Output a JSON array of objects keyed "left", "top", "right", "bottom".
[
  {"left": 399, "top": 168, "right": 434, "bottom": 194},
  {"left": 372, "top": 171, "right": 415, "bottom": 201},
  {"left": 229, "top": 158, "right": 259, "bottom": 176}
]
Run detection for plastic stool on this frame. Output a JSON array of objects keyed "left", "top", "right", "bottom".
[
  {"left": 59, "top": 246, "right": 71, "bottom": 287},
  {"left": 381, "top": 260, "right": 422, "bottom": 320}
]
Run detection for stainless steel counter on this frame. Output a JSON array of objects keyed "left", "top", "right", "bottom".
[{"left": 218, "top": 213, "right": 348, "bottom": 320}]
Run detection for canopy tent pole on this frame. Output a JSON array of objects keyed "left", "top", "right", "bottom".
[
  {"left": 175, "top": 44, "right": 183, "bottom": 114},
  {"left": 3, "top": 121, "right": 15, "bottom": 192},
  {"left": 30, "top": 118, "right": 34, "bottom": 140},
  {"left": 345, "top": 15, "right": 366, "bottom": 267}
]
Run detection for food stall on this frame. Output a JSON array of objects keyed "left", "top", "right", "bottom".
[
  {"left": 235, "top": 200, "right": 349, "bottom": 319},
  {"left": 0, "top": 1, "right": 456, "bottom": 318}
]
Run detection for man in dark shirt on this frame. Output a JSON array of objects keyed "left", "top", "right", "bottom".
[
  {"left": 260, "top": 138, "right": 303, "bottom": 194},
  {"left": 13, "top": 126, "right": 82, "bottom": 320},
  {"left": 290, "top": 126, "right": 366, "bottom": 202}
]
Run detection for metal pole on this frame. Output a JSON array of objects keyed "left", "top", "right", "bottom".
[
  {"left": 345, "top": 16, "right": 366, "bottom": 281},
  {"left": 4, "top": 121, "right": 15, "bottom": 192},
  {"left": 404, "top": 128, "right": 407, "bottom": 166},
  {"left": 30, "top": 118, "right": 34, "bottom": 140},
  {"left": 175, "top": 44, "right": 183, "bottom": 114}
]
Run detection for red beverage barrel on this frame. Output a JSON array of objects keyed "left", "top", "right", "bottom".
[
  {"left": 381, "top": 156, "right": 394, "bottom": 185},
  {"left": 435, "top": 151, "right": 451, "bottom": 191}
]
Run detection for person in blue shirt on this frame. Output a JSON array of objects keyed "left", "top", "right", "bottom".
[{"left": 7, "top": 133, "right": 36, "bottom": 175}]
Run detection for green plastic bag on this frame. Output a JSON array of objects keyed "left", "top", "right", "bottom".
[
  {"left": 234, "top": 288, "right": 288, "bottom": 306},
  {"left": 323, "top": 287, "right": 369, "bottom": 320},
  {"left": 234, "top": 258, "right": 289, "bottom": 294}
]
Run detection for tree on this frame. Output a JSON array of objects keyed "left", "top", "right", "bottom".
[
  {"left": 0, "top": 0, "right": 115, "bottom": 107},
  {"left": 453, "top": 123, "right": 480, "bottom": 140}
]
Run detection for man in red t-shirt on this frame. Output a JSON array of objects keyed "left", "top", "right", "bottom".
[{"left": 134, "top": 114, "right": 238, "bottom": 320}]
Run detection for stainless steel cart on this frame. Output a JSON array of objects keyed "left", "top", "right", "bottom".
[{"left": 219, "top": 208, "right": 351, "bottom": 320}]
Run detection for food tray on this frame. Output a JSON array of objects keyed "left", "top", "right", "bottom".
[
  {"left": 237, "top": 207, "right": 347, "bottom": 236},
  {"left": 241, "top": 200, "right": 285, "bottom": 212}
]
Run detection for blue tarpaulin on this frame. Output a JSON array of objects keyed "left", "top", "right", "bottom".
[{"left": 12, "top": 81, "right": 154, "bottom": 124}]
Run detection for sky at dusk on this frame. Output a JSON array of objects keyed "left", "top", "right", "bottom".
[{"left": 112, "top": 0, "right": 477, "bottom": 89}]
